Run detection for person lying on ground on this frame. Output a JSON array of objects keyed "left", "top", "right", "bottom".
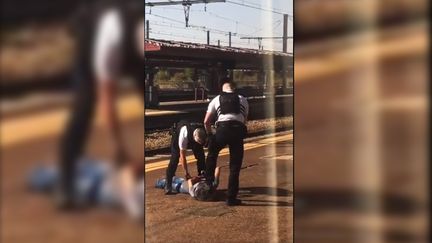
[
  {"left": 155, "top": 167, "right": 221, "bottom": 201},
  {"left": 28, "top": 158, "right": 144, "bottom": 221}
]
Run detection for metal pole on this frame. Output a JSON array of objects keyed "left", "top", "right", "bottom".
[
  {"left": 146, "top": 20, "right": 150, "bottom": 39},
  {"left": 218, "top": 40, "right": 220, "bottom": 47},
  {"left": 283, "top": 14, "right": 288, "bottom": 53},
  {"left": 149, "top": 85, "right": 153, "bottom": 103},
  {"left": 229, "top": 32, "right": 232, "bottom": 47},
  {"left": 207, "top": 31, "right": 210, "bottom": 45}
]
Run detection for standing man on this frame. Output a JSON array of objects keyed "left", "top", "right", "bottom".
[
  {"left": 57, "top": 0, "right": 144, "bottom": 209},
  {"left": 164, "top": 120, "right": 207, "bottom": 194},
  {"left": 204, "top": 80, "right": 249, "bottom": 206}
]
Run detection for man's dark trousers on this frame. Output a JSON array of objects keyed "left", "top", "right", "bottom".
[
  {"left": 59, "top": 63, "right": 144, "bottom": 200},
  {"left": 59, "top": 66, "right": 95, "bottom": 199},
  {"left": 206, "top": 122, "right": 244, "bottom": 200}
]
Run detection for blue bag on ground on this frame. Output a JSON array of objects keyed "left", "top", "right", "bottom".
[{"left": 27, "top": 164, "right": 58, "bottom": 192}]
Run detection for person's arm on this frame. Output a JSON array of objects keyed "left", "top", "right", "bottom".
[
  {"left": 214, "top": 166, "right": 221, "bottom": 179},
  {"left": 187, "top": 176, "right": 201, "bottom": 196},
  {"left": 204, "top": 112, "right": 214, "bottom": 134},
  {"left": 213, "top": 166, "right": 221, "bottom": 188},
  {"left": 179, "top": 149, "right": 191, "bottom": 179},
  {"left": 187, "top": 177, "right": 194, "bottom": 189},
  {"left": 241, "top": 96, "right": 249, "bottom": 123},
  {"left": 178, "top": 126, "right": 191, "bottom": 178},
  {"left": 204, "top": 98, "right": 217, "bottom": 134},
  {"left": 98, "top": 81, "right": 128, "bottom": 162},
  {"left": 204, "top": 111, "right": 216, "bottom": 149}
]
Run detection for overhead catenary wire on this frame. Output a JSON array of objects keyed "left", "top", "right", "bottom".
[
  {"left": 145, "top": 0, "right": 227, "bottom": 26},
  {"left": 150, "top": 22, "right": 243, "bottom": 39},
  {"left": 148, "top": 13, "right": 236, "bottom": 35},
  {"left": 149, "top": 31, "right": 203, "bottom": 41},
  {"left": 235, "top": 0, "right": 290, "bottom": 14},
  {"left": 145, "top": 0, "right": 292, "bottom": 51},
  {"left": 193, "top": 9, "right": 258, "bottom": 30},
  {"left": 148, "top": 13, "right": 253, "bottom": 38},
  {"left": 147, "top": 21, "right": 287, "bottom": 50},
  {"left": 149, "top": 29, "right": 257, "bottom": 45},
  {"left": 150, "top": 5, "right": 283, "bottom": 33},
  {"left": 148, "top": 29, "right": 263, "bottom": 48},
  {"left": 145, "top": 0, "right": 226, "bottom": 7},
  {"left": 226, "top": 0, "right": 292, "bottom": 16},
  {"left": 147, "top": 3, "right": 288, "bottom": 32},
  {"left": 147, "top": 12, "right": 186, "bottom": 25}
]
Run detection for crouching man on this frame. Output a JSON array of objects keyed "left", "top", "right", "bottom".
[{"left": 164, "top": 120, "right": 207, "bottom": 194}]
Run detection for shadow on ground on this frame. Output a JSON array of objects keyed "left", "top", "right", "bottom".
[{"left": 210, "top": 186, "right": 293, "bottom": 207}]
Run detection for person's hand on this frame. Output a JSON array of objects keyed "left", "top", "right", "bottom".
[{"left": 205, "top": 133, "right": 216, "bottom": 148}]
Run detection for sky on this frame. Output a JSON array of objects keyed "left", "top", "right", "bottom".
[{"left": 144, "top": 0, "right": 293, "bottom": 52}]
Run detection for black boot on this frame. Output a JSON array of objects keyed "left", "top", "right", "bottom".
[
  {"left": 164, "top": 184, "right": 175, "bottom": 195},
  {"left": 226, "top": 198, "right": 242, "bottom": 206},
  {"left": 164, "top": 177, "right": 175, "bottom": 195},
  {"left": 53, "top": 185, "right": 86, "bottom": 211}
]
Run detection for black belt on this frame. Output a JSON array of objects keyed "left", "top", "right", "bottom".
[{"left": 217, "top": 120, "right": 244, "bottom": 127}]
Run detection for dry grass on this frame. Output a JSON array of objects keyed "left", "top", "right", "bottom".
[
  {"left": 145, "top": 130, "right": 172, "bottom": 151},
  {"left": 145, "top": 116, "right": 293, "bottom": 151}
]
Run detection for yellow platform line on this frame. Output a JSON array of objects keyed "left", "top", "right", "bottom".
[
  {"left": 145, "top": 133, "right": 293, "bottom": 173},
  {"left": 1, "top": 96, "right": 143, "bottom": 148},
  {"left": 145, "top": 110, "right": 185, "bottom": 116}
]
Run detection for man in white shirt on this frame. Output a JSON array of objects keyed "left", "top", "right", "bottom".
[
  {"left": 164, "top": 120, "right": 207, "bottom": 194},
  {"left": 204, "top": 80, "right": 249, "bottom": 206},
  {"left": 58, "top": 0, "right": 144, "bottom": 209}
]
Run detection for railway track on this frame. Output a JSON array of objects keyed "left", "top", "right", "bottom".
[
  {"left": 144, "top": 95, "right": 293, "bottom": 131},
  {"left": 2, "top": 0, "right": 427, "bottom": 96}
]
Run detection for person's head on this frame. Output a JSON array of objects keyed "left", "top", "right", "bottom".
[
  {"left": 222, "top": 82, "right": 235, "bottom": 93},
  {"left": 193, "top": 181, "right": 212, "bottom": 201},
  {"left": 193, "top": 128, "right": 207, "bottom": 146}
]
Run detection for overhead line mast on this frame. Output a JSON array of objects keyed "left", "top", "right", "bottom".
[
  {"left": 241, "top": 14, "right": 291, "bottom": 52},
  {"left": 145, "top": 0, "right": 226, "bottom": 27}
]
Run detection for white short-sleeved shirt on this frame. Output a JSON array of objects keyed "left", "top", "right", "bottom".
[
  {"left": 93, "top": 9, "right": 124, "bottom": 83},
  {"left": 207, "top": 92, "right": 249, "bottom": 124},
  {"left": 178, "top": 126, "right": 189, "bottom": 150}
]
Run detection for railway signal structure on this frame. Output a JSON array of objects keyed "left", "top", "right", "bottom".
[{"left": 145, "top": 0, "right": 226, "bottom": 27}]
